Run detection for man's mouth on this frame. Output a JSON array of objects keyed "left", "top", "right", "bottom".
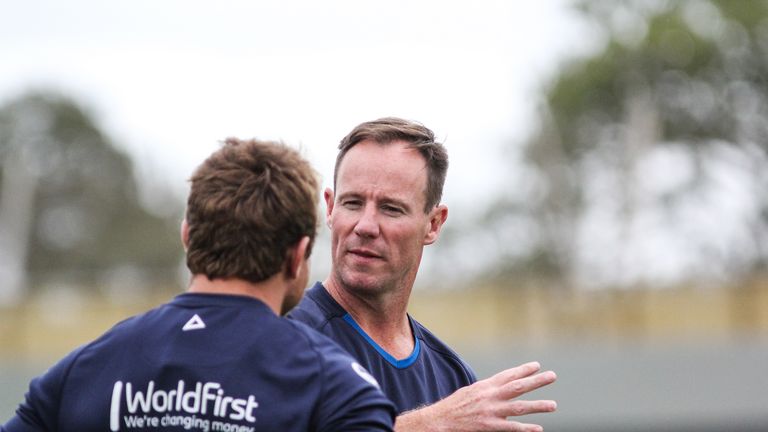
[{"left": 348, "top": 248, "right": 382, "bottom": 259}]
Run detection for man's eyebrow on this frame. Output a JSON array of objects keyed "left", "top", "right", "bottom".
[{"left": 336, "top": 191, "right": 363, "bottom": 201}]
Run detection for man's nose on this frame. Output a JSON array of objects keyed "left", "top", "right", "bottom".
[{"left": 353, "top": 204, "right": 380, "bottom": 238}]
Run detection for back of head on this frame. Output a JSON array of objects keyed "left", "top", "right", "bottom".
[
  {"left": 185, "top": 138, "right": 319, "bottom": 283},
  {"left": 335, "top": 117, "right": 448, "bottom": 212}
]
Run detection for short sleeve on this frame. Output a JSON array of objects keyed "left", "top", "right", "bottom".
[{"left": 304, "top": 329, "right": 395, "bottom": 432}]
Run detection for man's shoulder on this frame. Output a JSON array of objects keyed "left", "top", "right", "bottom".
[
  {"left": 285, "top": 315, "right": 389, "bottom": 393},
  {"left": 287, "top": 282, "right": 343, "bottom": 329},
  {"left": 411, "top": 317, "right": 457, "bottom": 354},
  {"left": 289, "top": 319, "right": 395, "bottom": 430},
  {"left": 411, "top": 317, "right": 478, "bottom": 382},
  {"left": 286, "top": 318, "right": 348, "bottom": 359}
]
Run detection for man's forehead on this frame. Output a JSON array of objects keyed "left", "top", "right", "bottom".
[
  {"left": 340, "top": 140, "right": 425, "bottom": 170},
  {"left": 339, "top": 147, "right": 425, "bottom": 181},
  {"left": 336, "top": 141, "right": 428, "bottom": 204}
]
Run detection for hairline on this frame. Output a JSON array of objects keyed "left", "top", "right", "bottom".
[{"left": 333, "top": 138, "right": 435, "bottom": 214}]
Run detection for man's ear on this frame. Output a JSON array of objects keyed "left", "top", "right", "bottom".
[
  {"left": 323, "top": 187, "right": 335, "bottom": 228},
  {"left": 424, "top": 204, "right": 448, "bottom": 245},
  {"left": 181, "top": 218, "right": 190, "bottom": 250},
  {"left": 286, "top": 236, "right": 311, "bottom": 279}
]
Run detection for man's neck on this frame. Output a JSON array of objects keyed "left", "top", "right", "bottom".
[
  {"left": 323, "top": 277, "right": 415, "bottom": 360},
  {"left": 188, "top": 274, "right": 284, "bottom": 315}
]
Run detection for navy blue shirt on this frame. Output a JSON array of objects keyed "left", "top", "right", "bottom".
[
  {"left": 3, "top": 293, "right": 395, "bottom": 432},
  {"left": 287, "top": 283, "right": 477, "bottom": 413}
]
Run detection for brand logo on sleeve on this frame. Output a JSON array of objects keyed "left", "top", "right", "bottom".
[
  {"left": 110, "top": 380, "right": 258, "bottom": 431},
  {"left": 351, "top": 362, "right": 381, "bottom": 389}
]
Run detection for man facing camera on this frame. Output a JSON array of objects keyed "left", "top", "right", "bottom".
[{"left": 289, "top": 118, "right": 557, "bottom": 431}]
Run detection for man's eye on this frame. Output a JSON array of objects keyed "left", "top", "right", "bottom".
[{"left": 382, "top": 205, "right": 403, "bottom": 215}]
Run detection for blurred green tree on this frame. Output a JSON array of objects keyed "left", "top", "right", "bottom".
[
  {"left": 0, "top": 92, "right": 183, "bottom": 304},
  {"left": 482, "top": 0, "right": 768, "bottom": 289}
]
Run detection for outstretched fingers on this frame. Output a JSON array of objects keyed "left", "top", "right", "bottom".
[
  {"left": 506, "top": 420, "right": 549, "bottom": 432},
  {"left": 489, "top": 362, "right": 543, "bottom": 386},
  {"left": 499, "top": 369, "right": 557, "bottom": 400},
  {"left": 501, "top": 399, "right": 557, "bottom": 418},
  {"left": 423, "top": 362, "right": 557, "bottom": 431}
]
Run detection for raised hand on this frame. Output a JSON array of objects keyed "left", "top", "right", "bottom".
[{"left": 395, "top": 361, "right": 557, "bottom": 432}]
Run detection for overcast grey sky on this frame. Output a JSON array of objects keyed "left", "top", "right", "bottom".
[
  {"left": 0, "top": 0, "right": 588, "bottom": 218},
  {"left": 4, "top": 1, "right": 764, "bottom": 292}
]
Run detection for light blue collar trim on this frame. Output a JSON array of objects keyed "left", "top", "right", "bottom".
[{"left": 342, "top": 313, "right": 420, "bottom": 369}]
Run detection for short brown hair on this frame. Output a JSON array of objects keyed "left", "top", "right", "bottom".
[
  {"left": 335, "top": 117, "right": 448, "bottom": 212},
  {"left": 185, "top": 138, "right": 319, "bottom": 283}
]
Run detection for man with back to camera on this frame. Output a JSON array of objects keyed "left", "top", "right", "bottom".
[
  {"left": 2, "top": 138, "right": 395, "bottom": 432},
  {"left": 288, "top": 117, "right": 558, "bottom": 431}
]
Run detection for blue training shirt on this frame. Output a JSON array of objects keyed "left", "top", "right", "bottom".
[
  {"left": 287, "top": 283, "right": 477, "bottom": 413},
  {"left": 2, "top": 293, "right": 395, "bottom": 432}
]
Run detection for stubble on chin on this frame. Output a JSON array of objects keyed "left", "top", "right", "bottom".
[{"left": 336, "top": 264, "right": 383, "bottom": 294}]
